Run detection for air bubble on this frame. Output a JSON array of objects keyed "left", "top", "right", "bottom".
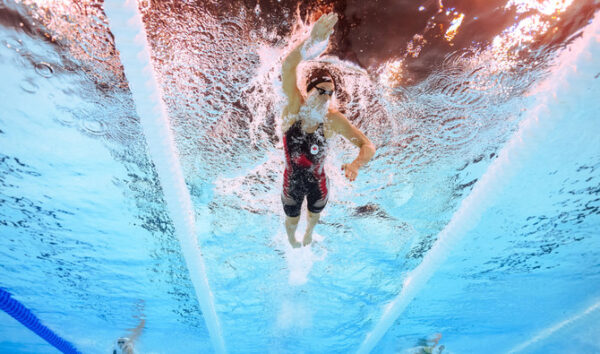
[
  {"left": 2, "top": 38, "right": 22, "bottom": 50},
  {"left": 54, "top": 106, "right": 76, "bottom": 126},
  {"left": 220, "top": 21, "right": 244, "bottom": 36},
  {"left": 139, "top": 0, "right": 151, "bottom": 12},
  {"left": 80, "top": 119, "right": 106, "bottom": 136},
  {"left": 35, "top": 62, "right": 54, "bottom": 78},
  {"left": 20, "top": 78, "right": 39, "bottom": 94},
  {"left": 436, "top": 116, "right": 479, "bottom": 146}
]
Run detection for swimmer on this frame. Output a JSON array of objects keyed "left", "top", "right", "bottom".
[
  {"left": 112, "top": 317, "right": 145, "bottom": 354},
  {"left": 417, "top": 333, "right": 443, "bottom": 354},
  {"left": 280, "top": 13, "right": 376, "bottom": 248}
]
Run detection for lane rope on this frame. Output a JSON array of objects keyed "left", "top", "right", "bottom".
[{"left": 0, "top": 288, "right": 80, "bottom": 354}]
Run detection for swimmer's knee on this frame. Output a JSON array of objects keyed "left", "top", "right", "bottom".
[{"left": 286, "top": 214, "right": 300, "bottom": 223}]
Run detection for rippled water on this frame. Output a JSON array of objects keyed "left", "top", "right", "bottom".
[{"left": 1, "top": 0, "right": 599, "bottom": 352}]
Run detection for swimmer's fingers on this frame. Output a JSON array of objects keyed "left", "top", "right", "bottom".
[
  {"left": 341, "top": 163, "right": 358, "bottom": 182},
  {"left": 317, "top": 12, "right": 336, "bottom": 25},
  {"left": 329, "top": 13, "right": 339, "bottom": 26},
  {"left": 323, "top": 13, "right": 338, "bottom": 32},
  {"left": 321, "top": 13, "right": 338, "bottom": 28},
  {"left": 312, "top": 13, "right": 337, "bottom": 40}
]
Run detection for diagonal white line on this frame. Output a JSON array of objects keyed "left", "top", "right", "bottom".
[
  {"left": 357, "top": 12, "right": 600, "bottom": 354},
  {"left": 507, "top": 300, "right": 600, "bottom": 353}
]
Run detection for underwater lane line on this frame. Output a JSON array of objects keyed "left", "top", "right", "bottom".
[
  {"left": 356, "top": 12, "right": 600, "bottom": 354},
  {"left": 507, "top": 299, "right": 600, "bottom": 353},
  {"left": 103, "top": 1, "right": 226, "bottom": 353}
]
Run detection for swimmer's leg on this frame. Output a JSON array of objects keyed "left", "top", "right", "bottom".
[
  {"left": 282, "top": 181, "right": 303, "bottom": 248},
  {"left": 303, "top": 209, "right": 320, "bottom": 246},
  {"left": 304, "top": 175, "right": 328, "bottom": 246},
  {"left": 285, "top": 215, "right": 301, "bottom": 248}
]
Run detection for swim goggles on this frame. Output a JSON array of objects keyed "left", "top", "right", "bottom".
[{"left": 315, "top": 86, "right": 333, "bottom": 96}]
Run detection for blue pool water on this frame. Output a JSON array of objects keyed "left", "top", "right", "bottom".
[{"left": 1, "top": 0, "right": 599, "bottom": 353}]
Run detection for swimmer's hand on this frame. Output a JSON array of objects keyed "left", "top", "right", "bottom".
[
  {"left": 341, "top": 162, "right": 359, "bottom": 182},
  {"left": 301, "top": 13, "right": 338, "bottom": 60},
  {"left": 310, "top": 13, "right": 338, "bottom": 42}
]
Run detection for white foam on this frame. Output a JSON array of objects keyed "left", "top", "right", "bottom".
[
  {"left": 273, "top": 230, "right": 327, "bottom": 286},
  {"left": 276, "top": 300, "right": 313, "bottom": 330}
]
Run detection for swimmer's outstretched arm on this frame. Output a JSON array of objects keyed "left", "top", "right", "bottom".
[
  {"left": 327, "top": 110, "right": 376, "bottom": 182},
  {"left": 128, "top": 318, "right": 145, "bottom": 343},
  {"left": 281, "top": 13, "right": 338, "bottom": 120}
]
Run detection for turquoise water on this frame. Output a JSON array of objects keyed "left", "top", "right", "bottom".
[{"left": 1, "top": 0, "right": 599, "bottom": 353}]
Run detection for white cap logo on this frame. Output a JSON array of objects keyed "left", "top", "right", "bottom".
[{"left": 310, "top": 144, "right": 319, "bottom": 155}]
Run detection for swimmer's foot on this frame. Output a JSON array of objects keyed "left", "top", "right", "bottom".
[
  {"left": 302, "top": 232, "right": 312, "bottom": 247},
  {"left": 288, "top": 236, "right": 301, "bottom": 248}
]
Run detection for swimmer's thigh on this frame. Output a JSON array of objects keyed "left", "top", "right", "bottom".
[
  {"left": 306, "top": 176, "right": 328, "bottom": 214},
  {"left": 282, "top": 174, "right": 305, "bottom": 217}
]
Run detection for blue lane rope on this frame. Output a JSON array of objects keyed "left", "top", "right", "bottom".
[{"left": 0, "top": 288, "right": 80, "bottom": 354}]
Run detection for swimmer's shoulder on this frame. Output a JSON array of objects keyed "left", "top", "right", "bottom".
[{"left": 282, "top": 107, "right": 299, "bottom": 133}]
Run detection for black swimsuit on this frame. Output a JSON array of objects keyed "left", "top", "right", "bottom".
[{"left": 281, "top": 120, "right": 329, "bottom": 217}]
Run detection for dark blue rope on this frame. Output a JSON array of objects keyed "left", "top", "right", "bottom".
[{"left": 0, "top": 288, "right": 80, "bottom": 354}]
